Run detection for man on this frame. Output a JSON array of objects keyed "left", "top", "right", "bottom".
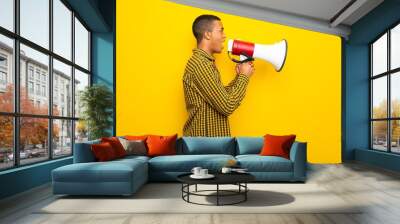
[{"left": 183, "top": 14, "right": 255, "bottom": 137}]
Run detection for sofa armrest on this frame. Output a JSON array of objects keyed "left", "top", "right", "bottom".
[
  {"left": 289, "top": 142, "right": 307, "bottom": 181},
  {"left": 73, "top": 140, "right": 100, "bottom": 163}
]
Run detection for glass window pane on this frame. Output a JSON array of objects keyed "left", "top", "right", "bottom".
[
  {"left": 53, "top": 119, "right": 72, "bottom": 157},
  {"left": 0, "top": 116, "right": 14, "bottom": 170},
  {"left": 53, "top": 0, "right": 72, "bottom": 60},
  {"left": 20, "top": 0, "right": 49, "bottom": 49},
  {"left": 391, "top": 120, "right": 400, "bottom": 153},
  {"left": 53, "top": 59, "right": 72, "bottom": 117},
  {"left": 20, "top": 117, "right": 49, "bottom": 165},
  {"left": 391, "top": 24, "right": 400, "bottom": 70},
  {"left": 391, "top": 72, "right": 400, "bottom": 118},
  {"left": 0, "top": 34, "right": 14, "bottom": 112},
  {"left": 372, "top": 76, "right": 387, "bottom": 119},
  {"left": 74, "top": 17, "right": 89, "bottom": 70},
  {"left": 0, "top": 0, "right": 14, "bottom": 31},
  {"left": 75, "top": 120, "right": 88, "bottom": 143},
  {"left": 372, "top": 33, "right": 387, "bottom": 76},
  {"left": 20, "top": 44, "right": 49, "bottom": 115},
  {"left": 74, "top": 69, "right": 89, "bottom": 118},
  {"left": 372, "top": 121, "right": 388, "bottom": 151}
]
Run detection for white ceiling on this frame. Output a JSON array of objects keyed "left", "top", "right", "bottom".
[
  {"left": 167, "top": 0, "right": 384, "bottom": 38},
  {"left": 227, "top": 0, "right": 353, "bottom": 22}
]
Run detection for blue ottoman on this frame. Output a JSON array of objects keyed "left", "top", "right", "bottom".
[{"left": 52, "top": 157, "right": 148, "bottom": 196}]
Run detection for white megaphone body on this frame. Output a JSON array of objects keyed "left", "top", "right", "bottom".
[{"left": 227, "top": 39, "right": 288, "bottom": 72}]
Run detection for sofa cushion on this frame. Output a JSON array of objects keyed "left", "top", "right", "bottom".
[
  {"left": 148, "top": 154, "right": 235, "bottom": 172},
  {"left": 260, "top": 134, "right": 296, "bottom": 159},
  {"left": 91, "top": 142, "right": 118, "bottom": 161},
  {"left": 236, "top": 155, "right": 293, "bottom": 172},
  {"left": 115, "top": 155, "right": 150, "bottom": 163},
  {"left": 147, "top": 134, "right": 177, "bottom": 157},
  {"left": 181, "top": 137, "right": 235, "bottom": 155},
  {"left": 101, "top": 137, "right": 127, "bottom": 158},
  {"left": 236, "top": 137, "right": 263, "bottom": 155},
  {"left": 52, "top": 159, "right": 147, "bottom": 183},
  {"left": 119, "top": 138, "right": 147, "bottom": 156}
]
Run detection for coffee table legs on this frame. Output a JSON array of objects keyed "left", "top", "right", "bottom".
[
  {"left": 216, "top": 184, "right": 219, "bottom": 206},
  {"left": 181, "top": 183, "right": 249, "bottom": 206}
]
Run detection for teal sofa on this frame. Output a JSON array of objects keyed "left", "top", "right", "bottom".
[{"left": 52, "top": 137, "right": 307, "bottom": 196}]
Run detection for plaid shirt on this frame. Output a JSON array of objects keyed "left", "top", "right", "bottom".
[{"left": 182, "top": 48, "right": 250, "bottom": 137}]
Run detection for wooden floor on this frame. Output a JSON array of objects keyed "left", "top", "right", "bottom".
[{"left": 1, "top": 162, "right": 400, "bottom": 224}]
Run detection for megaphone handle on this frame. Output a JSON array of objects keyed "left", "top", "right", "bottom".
[
  {"left": 239, "top": 55, "right": 248, "bottom": 61},
  {"left": 238, "top": 55, "right": 254, "bottom": 64},
  {"left": 228, "top": 51, "right": 254, "bottom": 64}
]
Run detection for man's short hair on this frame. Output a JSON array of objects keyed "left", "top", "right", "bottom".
[{"left": 192, "top": 14, "right": 221, "bottom": 43}]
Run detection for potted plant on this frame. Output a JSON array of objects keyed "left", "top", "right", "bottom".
[{"left": 79, "top": 84, "right": 113, "bottom": 140}]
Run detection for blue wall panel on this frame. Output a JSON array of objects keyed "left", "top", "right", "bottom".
[{"left": 345, "top": 0, "right": 400, "bottom": 171}]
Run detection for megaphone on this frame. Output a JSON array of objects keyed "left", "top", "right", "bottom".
[{"left": 227, "top": 39, "right": 288, "bottom": 72}]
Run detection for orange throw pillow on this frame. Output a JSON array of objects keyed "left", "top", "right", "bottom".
[
  {"left": 146, "top": 134, "right": 177, "bottom": 157},
  {"left": 91, "top": 142, "right": 117, "bottom": 161},
  {"left": 260, "top": 134, "right": 296, "bottom": 159},
  {"left": 101, "top": 137, "right": 127, "bottom": 158}
]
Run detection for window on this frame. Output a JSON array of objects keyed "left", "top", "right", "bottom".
[
  {"left": 74, "top": 69, "right": 89, "bottom": 118},
  {"left": 28, "top": 67, "right": 34, "bottom": 80},
  {"left": 54, "top": 74, "right": 59, "bottom": 104},
  {"left": 0, "top": 34, "right": 13, "bottom": 113},
  {"left": 36, "top": 83, "right": 40, "bottom": 95},
  {"left": 0, "top": 53, "right": 8, "bottom": 88},
  {"left": 74, "top": 69, "right": 89, "bottom": 143},
  {"left": 0, "top": 55, "right": 7, "bottom": 67},
  {"left": 53, "top": 0, "right": 72, "bottom": 60},
  {"left": 19, "top": 117, "right": 49, "bottom": 165},
  {"left": 0, "top": 71, "right": 6, "bottom": 84},
  {"left": 0, "top": 0, "right": 14, "bottom": 32},
  {"left": 42, "top": 85, "right": 46, "bottom": 97},
  {"left": 20, "top": 0, "right": 49, "bottom": 49},
  {"left": 35, "top": 70, "right": 40, "bottom": 81},
  {"left": 75, "top": 18, "right": 89, "bottom": 70},
  {"left": 53, "top": 119, "right": 72, "bottom": 158},
  {"left": 28, "top": 81, "right": 34, "bottom": 94},
  {"left": 0, "top": 116, "right": 13, "bottom": 170},
  {"left": 391, "top": 24, "right": 400, "bottom": 70},
  {"left": 371, "top": 23, "right": 400, "bottom": 154},
  {"left": 53, "top": 59, "right": 71, "bottom": 117},
  {"left": 0, "top": 0, "right": 91, "bottom": 170}
]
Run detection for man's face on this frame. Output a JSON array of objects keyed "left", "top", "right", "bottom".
[{"left": 208, "top": 20, "right": 226, "bottom": 54}]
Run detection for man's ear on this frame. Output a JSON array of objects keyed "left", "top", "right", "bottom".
[{"left": 203, "top": 30, "right": 212, "bottom": 40}]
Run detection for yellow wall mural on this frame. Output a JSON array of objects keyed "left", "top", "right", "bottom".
[{"left": 116, "top": 0, "right": 342, "bottom": 163}]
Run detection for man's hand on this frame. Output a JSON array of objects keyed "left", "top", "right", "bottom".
[{"left": 236, "top": 62, "right": 255, "bottom": 77}]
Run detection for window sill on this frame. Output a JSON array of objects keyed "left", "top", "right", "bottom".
[
  {"left": 355, "top": 148, "right": 400, "bottom": 172},
  {"left": 0, "top": 156, "right": 72, "bottom": 176}
]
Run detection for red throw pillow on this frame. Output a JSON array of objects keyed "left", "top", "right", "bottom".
[
  {"left": 146, "top": 134, "right": 177, "bottom": 157},
  {"left": 91, "top": 142, "right": 117, "bottom": 161},
  {"left": 260, "top": 134, "right": 296, "bottom": 159},
  {"left": 101, "top": 137, "right": 127, "bottom": 158}
]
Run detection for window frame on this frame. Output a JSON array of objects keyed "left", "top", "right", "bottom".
[
  {"left": 0, "top": 0, "right": 92, "bottom": 171},
  {"left": 370, "top": 21, "right": 400, "bottom": 154}
]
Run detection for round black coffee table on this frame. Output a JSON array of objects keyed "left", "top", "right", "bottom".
[{"left": 177, "top": 173, "right": 255, "bottom": 206}]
